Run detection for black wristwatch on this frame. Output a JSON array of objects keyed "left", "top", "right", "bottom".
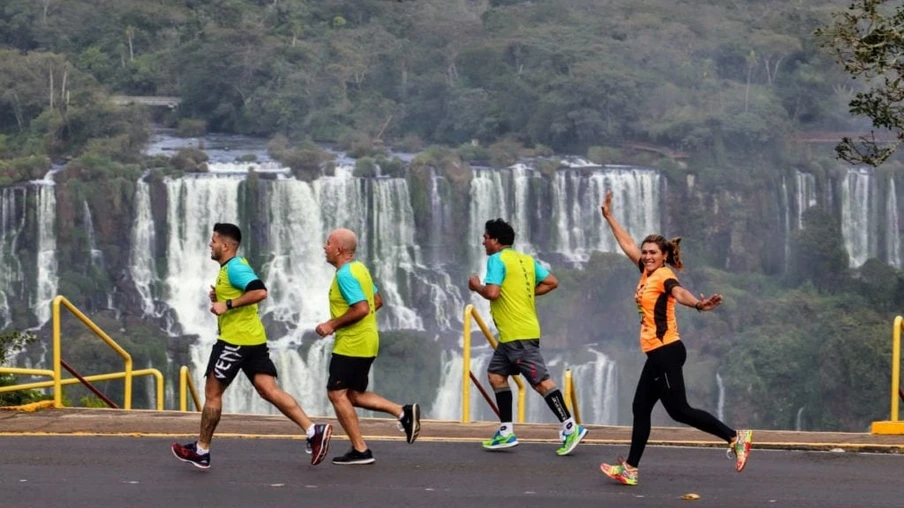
[{"left": 226, "top": 299, "right": 233, "bottom": 310}]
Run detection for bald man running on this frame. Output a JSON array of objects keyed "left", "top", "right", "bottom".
[{"left": 315, "top": 228, "right": 420, "bottom": 465}]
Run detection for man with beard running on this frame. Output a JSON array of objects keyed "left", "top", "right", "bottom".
[{"left": 172, "top": 222, "right": 332, "bottom": 469}]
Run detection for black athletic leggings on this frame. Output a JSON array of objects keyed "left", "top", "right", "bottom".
[{"left": 626, "top": 340, "right": 735, "bottom": 467}]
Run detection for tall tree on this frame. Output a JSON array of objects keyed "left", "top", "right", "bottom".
[{"left": 817, "top": 0, "right": 904, "bottom": 166}]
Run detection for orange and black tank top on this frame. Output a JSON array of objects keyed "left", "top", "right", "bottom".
[{"left": 635, "top": 265, "right": 681, "bottom": 353}]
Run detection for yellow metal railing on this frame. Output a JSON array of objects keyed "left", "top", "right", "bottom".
[
  {"left": 0, "top": 295, "right": 164, "bottom": 411},
  {"left": 179, "top": 366, "right": 201, "bottom": 412},
  {"left": 563, "top": 368, "right": 582, "bottom": 425},
  {"left": 0, "top": 369, "right": 165, "bottom": 411},
  {"left": 462, "top": 304, "right": 526, "bottom": 423},
  {"left": 872, "top": 316, "right": 904, "bottom": 434}
]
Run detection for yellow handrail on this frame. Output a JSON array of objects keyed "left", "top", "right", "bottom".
[
  {"left": 871, "top": 316, "right": 904, "bottom": 434},
  {"left": 563, "top": 368, "right": 582, "bottom": 425},
  {"left": 462, "top": 304, "right": 526, "bottom": 423},
  {"left": 53, "top": 296, "right": 133, "bottom": 409},
  {"left": 179, "top": 366, "right": 201, "bottom": 412},
  {"left": 0, "top": 368, "right": 165, "bottom": 410},
  {"left": 893, "top": 316, "right": 902, "bottom": 423}
]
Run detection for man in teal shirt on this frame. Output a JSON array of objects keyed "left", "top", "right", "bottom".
[
  {"left": 172, "top": 223, "right": 333, "bottom": 469},
  {"left": 469, "top": 218, "right": 587, "bottom": 456},
  {"left": 315, "top": 228, "right": 420, "bottom": 465}
]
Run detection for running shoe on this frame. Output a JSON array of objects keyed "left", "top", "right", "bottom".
[
  {"left": 399, "top": 403, "right": 421, "bottom": 444},
  {"left": 171, "top": 441, "right": 210, "bottom": 470},
  {"left": 332, "top": 448, "right": 375, "bottom": 465},
  {"left": 728, "top": 429, "right": 753, "bottom": 472},
  {"left": 556, "top": 425, "right": 588, "bottom": 456},
  {"left": 482, "top": 430, "right": 519, "bottom": 450},
  {"left": 600, "top": 457, "right": 638, "bottom": 486},
  {"left": 309, "top": 423, "right": 332, "bottom": 466}
]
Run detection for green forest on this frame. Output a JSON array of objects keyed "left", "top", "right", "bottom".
[{"left": 1, "top": 0, "right": 903, "bottom": 432}]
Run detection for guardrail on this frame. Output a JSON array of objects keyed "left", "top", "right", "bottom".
[
  {"left": 0, "top": 295, "right": 164, "bottom": 410},
  {"left": 563, "top": 368, "right": 581, "bottom": 425},
  {"left": 179, "top": 366, "right": 201, "bottom": 412},
  {"left": 872, "top": 316, "right": 904, "bottom": 434}
]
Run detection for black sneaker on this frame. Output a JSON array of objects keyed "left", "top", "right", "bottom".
[
  {"left": 399, "top": 403, "right": 420, "bottom": 444},
  {"left": 309, "top": 423, "right": 332, "bottom": 466},
  {"left": 332, "top": 448, "right": 375, "bottom": 465},
  {"left": 171, "top": 441, "right": 210, "bottom": 470}
]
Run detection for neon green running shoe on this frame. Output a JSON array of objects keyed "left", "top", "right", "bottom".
[
  {"left": 728, "top": 429, "right": 753, "bottom": 472},
  {"left": 482, "top": 430, "right": 519, "bottom": 450},
  {"left": 556, "top": 425, "right": 588, "bottom": 456},
  {"left": 600, "top": 458, "right": 638, "bottom": 486}
]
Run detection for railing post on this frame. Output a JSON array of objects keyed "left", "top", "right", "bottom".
[
  {"left": 180, "top": 366, "right": 188, "bottom": 412},
  {"left": 52, "top": 296, "right": 62, "bottom": 408},
  {"left": 462, "top": 305, "right": 473, "bottom": 423},
  {"left": 892, "top": 316, "right": 902, "bottom": 422}
]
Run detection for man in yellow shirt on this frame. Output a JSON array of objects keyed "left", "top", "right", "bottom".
[
  {"left": 315, "top": 228, "right": 420, "bottom": 465},
  {"left": 469, "top": 218, "right": 587, "bottom": 456},
  {"left": 172, "top": 223, "right": 333, "bottom": 469}
]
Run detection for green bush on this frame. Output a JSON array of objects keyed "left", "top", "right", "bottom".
[{"left": 176, "top": 118, "right": 208, "bottom": 138}]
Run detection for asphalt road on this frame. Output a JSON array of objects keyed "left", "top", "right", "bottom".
[{"left": 1, "top": 436, "right": 901, "bottom": 508}]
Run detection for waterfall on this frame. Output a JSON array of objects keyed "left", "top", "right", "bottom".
[
  {"left": 0, "top": 186, "right": 27, "bottom": 329},
  {"left": 795, "top": 170, "right": 817, "bottom": 229},
  {"left": 887, "top": 179, "right": 901, "bottom": 269},
  {"left": 33, "top": 180, "right": 59, "bottom": 328},
  {"left": 716, "top": 372, "right": 725, "bottom": 422},
  {"left": 129, "top": 180, "right": 159, "bottom": 317},
  {"left": 840, "top": 168, "right": 877, "bottom": 267},
  {"left": 570, "top": 349, "right": 618, "bottom": 425},
  {"left": 164, "top": 174, "right": 245, "bottom": 338},
  {"left": 549, "top": 166, "right": 660, "bottom": 264},
  {"left": 83, "top": 200, "right": 104, "bottom": 267},
  {"left": 259, "top": 178, "right": 332, "bottom": 334}
]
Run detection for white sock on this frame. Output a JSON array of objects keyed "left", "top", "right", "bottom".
[
  {"left": 498, "top": 422, "right": 513, "bottom": 436},
  {"left": 305, "top": 425, "right": 315, "bottom": 439},
  {"left": 562, "top": 417, "right": 576, "bottom": 435},
  {"left": 196, "top": 444, "right": 209, "bottom": 454},
  {"left": 398, "top": 411, "right": 405, "bottom": 420}
]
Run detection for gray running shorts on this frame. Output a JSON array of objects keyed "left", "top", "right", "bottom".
[{"left": 487, "top": 339, "right": 550, "bottom": 386}]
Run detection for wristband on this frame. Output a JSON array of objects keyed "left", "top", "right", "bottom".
[
  {"left": 226, "top": 299, "right": 233, "bottom": 310},
  {"left": 694, "top": 301, "right": 703, "bottom": 312}
]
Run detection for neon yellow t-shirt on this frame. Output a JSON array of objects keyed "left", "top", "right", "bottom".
[
  {"left": 329, "top": 261, "right": 379, "bottom": 357},
  {"left": 484, "top": 248, "right": 549, "bottom": 343},
  {"left": 215, "top": 257, "right": 267, "bottom": 346}
]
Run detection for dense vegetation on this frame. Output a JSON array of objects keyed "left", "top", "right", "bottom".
[{"left": 1, "top": 0, "right": 903, "bottom": 431}]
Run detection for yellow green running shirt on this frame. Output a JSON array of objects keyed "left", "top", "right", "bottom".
[
  {"left": 329, "top": 261, "right": 380, "bottom": 357},
  {"left": 484, "top": 248, "right": 550, "bottom": 343},
  {"left": 215, "top": 257, "right": 267, "bottom": 346}
]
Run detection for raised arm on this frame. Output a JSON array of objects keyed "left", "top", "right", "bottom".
[{"left": 601, "top": 190, "right": 641, "bottom": 266}]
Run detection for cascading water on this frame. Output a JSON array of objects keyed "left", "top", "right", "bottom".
[
  {"left": 795, "top": 170, "right": 817, "bottom": 229},
  {"left": 716, "top": 372, "right": 725, "bottom": 422},
  {"left": 32, "top": 176, "right": 59, "bottom": 328},
  {"left": 129, "top": 180, "right": 160, "bottom": 317},
  {"left": 887, "top": 178, "right": 901, "bottom": 269},
  {"left": 83, "top": 200, "right": 104, "bottom": 267},
  {"left": 841, "top": 168, "right": 877, "bottom": 268},
  {"left": 550, "top": 166, "right": 660, "bottom": 263},
  {"left": 0, "top": 186, "right": 27, "bottom": 329}
]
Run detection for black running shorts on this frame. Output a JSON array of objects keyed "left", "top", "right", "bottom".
[
  {"left": 204, "top": 340, "right": 278, "bottom": 387},
  {"left": 327, "top": 353, "right": 376, "bottom": 392}
]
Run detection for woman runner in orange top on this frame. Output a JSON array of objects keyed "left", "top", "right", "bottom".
[{"left": 598, "top": 190, "right": 752, "bottom": 486}]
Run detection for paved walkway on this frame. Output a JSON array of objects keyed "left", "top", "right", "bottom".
[{"left": 1, "top": 407, "right": 902, "bottom": 453}]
